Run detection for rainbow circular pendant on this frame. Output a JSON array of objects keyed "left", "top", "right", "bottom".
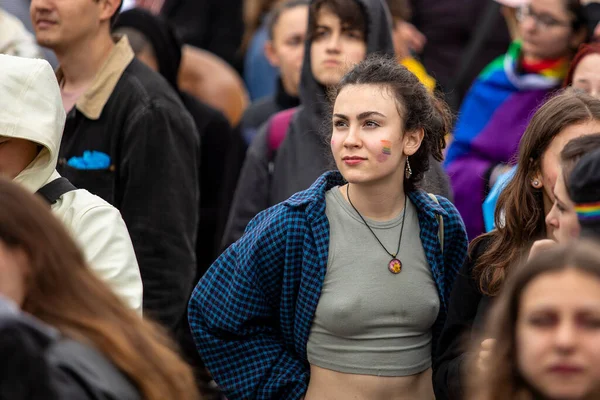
[{"left": 388, "top": 258, "right": 402, "bottom": 274}]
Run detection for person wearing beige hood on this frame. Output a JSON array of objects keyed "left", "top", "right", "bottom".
[{"left": 0, "top": 54, "right": 143, "bottom": 312}]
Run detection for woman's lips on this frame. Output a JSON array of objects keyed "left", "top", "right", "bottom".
[
  {"left": 548, "top": 364, "right": 584, "bottom": 375},
  {"left": 342, "top": 156, "right": 366, "bottom": 166}
]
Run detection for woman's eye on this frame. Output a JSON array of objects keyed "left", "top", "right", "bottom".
[
  {"left": 345, "top": 31, "right": 363, "bottom": 40},
  {"left": 333, "top": 120, "right": 347, "bottom": 128},
  {"left": 529, "top": 315, "right": 556, "bottom": 327},
  {"left": 580, "top": 318, "right": 600, "bottom": 329},
  {"left": 286, "top": 36, "right": 303, "bottom": 46},
  {"left": 556, "top": 201, "right": 569, "bottom": 213},
  {"left": 364, "top": 120, "right": 379, "bottom": 128},
  {"left": 314, "top": 30, "right": 327, "bottom": 39}
]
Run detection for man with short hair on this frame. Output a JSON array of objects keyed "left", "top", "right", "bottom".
[{"left": 30, "top": 0, "right": 199, "bottom": 333}]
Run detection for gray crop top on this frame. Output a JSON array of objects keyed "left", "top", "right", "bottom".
[{"left": 306, "top": 186, "right": 440, "bottom": 377}]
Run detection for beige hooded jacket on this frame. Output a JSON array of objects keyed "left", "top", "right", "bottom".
[
  {"left": 0, "top": 8, "right": 43, "bottom": 58},
  {"left": 0, "top": 54, "right": 143, "bottom": 312}
]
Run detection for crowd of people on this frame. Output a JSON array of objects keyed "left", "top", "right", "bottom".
[{"left": 2, "top": 0, "right": 600, "bottom": 399}]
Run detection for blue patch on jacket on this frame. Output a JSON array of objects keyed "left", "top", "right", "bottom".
[{"left": 67, "top": 151, "right": 111, "bottom": 169}]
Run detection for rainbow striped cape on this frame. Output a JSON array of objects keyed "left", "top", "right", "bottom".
[{"left": 444, "top": 41, "right": 568, "bottom": 239}]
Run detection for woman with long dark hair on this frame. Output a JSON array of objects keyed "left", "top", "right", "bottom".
[
  {"left": 468, "top": 241, "right": 600, "bottom": 400},
  {"left": 0, "top": 178, "right": 199, "bottom": 400},
  {"left": 434, "top": 89, "right": 600, "bottom": 400}
]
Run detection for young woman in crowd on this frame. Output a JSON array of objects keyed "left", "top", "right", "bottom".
[
  {"left": 189, "top": 55, "right": 468, "bottom": 400},
  {"left": 544, "top": 134, "right": 600, "bottom": 243},
  {"left": 564, "top": 42, "right": 600, "bottom": 97},
  {"left": 224, "top": 0, "right": 453, "bottom": 248},
  {"left": 433, "top": 89, "right": 600, "bottom": 400},
  {"left": 445, "top": 0, "right": 588, "bottom": 239},
  {"left": 468, "top": 241, "right": 600, "bottom": 400},
  {"left": 0, "top": 178, "right": 199, "bottom": 400}
]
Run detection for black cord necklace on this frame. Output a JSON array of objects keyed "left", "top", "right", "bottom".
[{"left": 346, "top": 185, "right": 407, "bottom": 274}]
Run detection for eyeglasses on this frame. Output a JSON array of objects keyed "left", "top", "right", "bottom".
[{"left": 516, "top": 5, "right": 572, "bottom": 30}]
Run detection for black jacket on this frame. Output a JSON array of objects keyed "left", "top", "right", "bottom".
[
  {"left": 114, "top": 8, "right": 246, "bottom": 279},
  {"left": 0, "top": 298, "right": 139, "bottom": 400},
  {"left": 222, "top": 0, "right": 453, "bottom": 247},
  {"left": 432, "top": 238, "right": 493, "bottom": 400},
  {"left": 161, "top": 0, "right": 244, "bottom": 73},
  {"left": 58, "top": 49, "right": 199, "bottom": 334}
]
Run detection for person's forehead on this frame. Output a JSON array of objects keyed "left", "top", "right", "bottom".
[{"left": 494, "top": 0, "right": 529, "bottom": 7}]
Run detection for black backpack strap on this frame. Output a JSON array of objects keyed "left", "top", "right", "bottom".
[{"left": 36, "top": 177, "right": 77, "bottom": 205}]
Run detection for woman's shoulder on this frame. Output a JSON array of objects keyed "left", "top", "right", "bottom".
[
  {"left": 413, "top": 192, "right": 464, "bottom": 228},
  {"left": 47, "top": 339, "right": 141, "bottom": 400}
]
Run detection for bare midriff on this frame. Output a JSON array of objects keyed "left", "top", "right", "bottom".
[{"left": 304, "top": 365, "right": 435, "bottom": 400}]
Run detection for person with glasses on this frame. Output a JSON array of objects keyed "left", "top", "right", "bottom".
[{"left": 444, "top": 0, "right": 588, "bottom": 241}]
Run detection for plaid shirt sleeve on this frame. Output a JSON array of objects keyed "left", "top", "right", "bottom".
[{"left": 188, "top": 206, "right": 309, "bottom": 400}]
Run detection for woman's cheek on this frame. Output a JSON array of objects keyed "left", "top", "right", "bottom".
[{"left": 376, "top": 140, "right": 392, "bottom": 163}]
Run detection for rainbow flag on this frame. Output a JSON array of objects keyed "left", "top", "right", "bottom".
[
  {"left": 381, "top": 140, "right": 392, "bottom": 155},
  {"left": 445, "top": 41, "right": 568, "bottom": 239}
]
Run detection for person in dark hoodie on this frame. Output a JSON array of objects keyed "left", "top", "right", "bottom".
[
  {"left": 240, "top": 0, "right": 308, "bottom": 145},
  {"left": 223, "top": 0, "right": 452, "bottom": 248}
]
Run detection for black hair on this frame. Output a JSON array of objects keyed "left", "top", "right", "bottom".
[
  {"left": 308, "top": 0, "right": 367, "bottom": 42},
  {"left": 266, "top": 0, "right": 310, "bottom": 40},
  {"left": 328, "top": 54, "right": 451, "bottom": 192},
  {"left": 560, "top": 133, "right": 600, "bottom": 194}
]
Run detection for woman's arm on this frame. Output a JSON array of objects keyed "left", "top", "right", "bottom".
[{"left": 189, "top": 207, "right": 309, "bottom": 400}]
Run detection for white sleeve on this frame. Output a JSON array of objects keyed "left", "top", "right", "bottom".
[{"left": 71, "top": 205, "right": 143, "bottom": 313}]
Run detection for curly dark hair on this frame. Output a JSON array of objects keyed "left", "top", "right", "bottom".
[{"left": 327, "top": 54, "right": 451, "bottom": 192}]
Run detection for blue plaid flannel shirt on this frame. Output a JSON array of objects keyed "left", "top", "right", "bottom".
[{"left": 188, "top": 171, "right": 468, "bottom": 400}]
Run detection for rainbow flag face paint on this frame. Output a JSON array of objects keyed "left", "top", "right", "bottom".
[
  {"left": 575, "top": 201, "right": 600, "bottom": 220},
  {"left": 381, "top": 140, "right": 392, "bottom": 155}
]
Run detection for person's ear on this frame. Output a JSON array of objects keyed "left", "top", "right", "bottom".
[
  {"left": 403, "top": 128, "right": 424, "bottom": 156},
  {"left": 99, "top": 0, "right": 121, "bottom": 23},
  {"left": 530, "top": 173, "right": 543, "bottom": 189},
  {"left": 264, "top": 41, "right": 280, "bottom": 68}
]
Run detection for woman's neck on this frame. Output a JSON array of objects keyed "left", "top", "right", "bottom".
[{"left": 341, "top": 182, "right": 407, "bottom": 222}]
